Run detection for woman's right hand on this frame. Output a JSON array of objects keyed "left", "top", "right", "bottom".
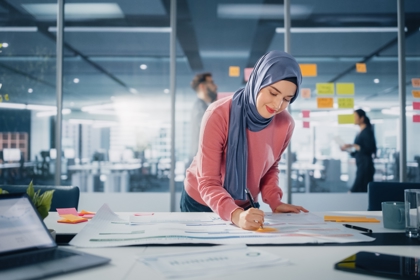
[{"left": 231, "top": 208, "right": 265, "bottom": 230}]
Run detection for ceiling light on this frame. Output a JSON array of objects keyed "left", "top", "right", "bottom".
[
  {"left": 2, "top": 43, "right": 8, "bottom": 48},
  {"left": 73, "top": 78, "right": 79, "bottom": 83},
  {"left": 164, "top": 89, "right": 170, "bottom": 94},
  {"left": 0, "top": 27, "right": 37, "bottom": 32},
  {"left": 28, "top": 88, "right": 33, "bottom": 93},
  {"left": 276, "top": 27, "right": 399, "bottom": 33},
  {"left": 374, "top": 79, "right": 380, "bottom": 84},
  {"left": 140, "top": 64, "right": 147, "bottom": 70},
  {"left": 48, "top": 27, "right": 171, "bottom": 33},
  {"left": 21, "top": 3, "right": 124, "bottom": 21},
  {"left": 81, "top": 103, "right": 114, "bottom": 112}
]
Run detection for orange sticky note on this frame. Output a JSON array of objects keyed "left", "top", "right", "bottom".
[
  {"left": 317, "top": 97, "right": 334, "bottom": 108},
  {"left": 79, "top": 210, "right": 95, "bottom": 215},
  {"left": 412, "top": 78, "right": 420, "bottom": 88},
  {"left": 299, "top": 64, "right": 317, "bottom": 77},
  {"left": 414, "top": 115, "right": 420, "bottom": 123},
  {"left": 324, "top": 215, "right": 380, "bottom": 223},
  {"left": 413, "top": 90, "right": 420, "bottom": 98},
  {"left": 356, "top": 63, "right": 367, "bottom": 73},
  {"left": 256, "top": 227, "right": 278, "bottom": 232},
  {"left": 229, "top": 66, "right": 240, "bottom": 77},
  {"left": 244, "top": 68, "right": 253, "bottom": 81},
  {"left": 57, "top": 214, "right": 88, "bottom": 224},
  {"left": 301, "top": 88, "right": 311, "bottom": 99}
]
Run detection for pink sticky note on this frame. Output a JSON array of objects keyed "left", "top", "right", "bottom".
[
  {"left": 134, "top": 212, "right": 154, "bottom": 216},
  {"left": 414, "top": 115, "right": 420, "bottom": 123},
  {"left": 244, "top": 68, "right": 253, "bottom": 82},
  {"left": 302, "top": 110, "right": 310, "bottom": 118},
  {"left": 301, "top": 88, "right": 311, "bottom": 99},
  {"left": 57, "top": 208, "right": 78, "bottom": 216},
  {"left": 303, "top": 121, "right": 310, "bottom": 128},
  {"left": 413, "top": 102, "right": 420, "bottom": 110}
]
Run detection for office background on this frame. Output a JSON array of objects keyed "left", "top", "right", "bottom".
[{"left": 0, "top": 0, "right": 419, "bottom": 212}]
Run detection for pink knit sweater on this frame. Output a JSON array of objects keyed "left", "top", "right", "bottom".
[{"left": 184, "top": 96, "right": 294, "bottom": 221}]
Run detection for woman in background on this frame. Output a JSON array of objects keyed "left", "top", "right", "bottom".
[{"left": 341, "top": 109, "right": 377, "bottom": 192}]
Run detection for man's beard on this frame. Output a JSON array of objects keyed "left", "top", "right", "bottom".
[{"left": 207, "top": 89, "right": 218, "bottom": 103}]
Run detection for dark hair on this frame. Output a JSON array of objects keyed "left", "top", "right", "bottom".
[
  {"left": 354, "top": 109, "right": 371, "bottom": 127},
  {"left": 191, "top": 72, "right": 212, "bottom": 92}
]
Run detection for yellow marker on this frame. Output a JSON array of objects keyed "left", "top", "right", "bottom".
[
  {"left": 4, "top": 94, "right": 8, "bottom": 101},
  {"left": 356, "top": 63, "right": 367, "bottom": 73},
  {"left": 301, "top": 88, "right": 311, "bottom": 99},
  {"left": 299, "top": 64, "right": 317, "bottom": 77},
  {"left": 316, "top": 83, "right": 334, "bottom": 95},
  {"left": 336, "top": 83, "right": 355, "bottom": 95},
  {"left": 317, "top": 97, "right": 334, "bottom": 108},
  {"left": 338, "top": 114, "right": 355, "bottom": 124},
  {"left": 229, "top": 66, "right": 240, "bottom": 77},
  {"left": 337, "top": 98, "right": 354, "bottom": 109},
  {"left": 256, "top": 227, "right": 278, "bottom": 233},
  {"left": 413, "top": 90, "right": 420, "bottom": 98}
]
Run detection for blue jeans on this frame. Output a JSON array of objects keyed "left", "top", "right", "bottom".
[{"left": 180, "top": 188, "right": 260, "bottom": 212}]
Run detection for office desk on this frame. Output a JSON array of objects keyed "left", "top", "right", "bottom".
[{"left": 44, "top": 211, "right": 419, "bottom": 280}]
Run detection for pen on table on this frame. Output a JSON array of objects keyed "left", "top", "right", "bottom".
[
  {"left": 244, "top": 188, "right": 263, "bottom": 229},
  {"left": 343, "top": 224, "right": 372, "bottom": 234}
]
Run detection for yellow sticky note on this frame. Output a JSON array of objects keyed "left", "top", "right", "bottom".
[
  {"left": 316, "top": 83, "right": 334, "bottom": 95},
  {"left": 356, "top": 63, "right": 367, "bottom": 73},
  {"left": 324, "top": 215, "right": 380, "bottom": 223},
  {"left": 337, "top": 98, "right": 354, "bottom": 109},
  {"left": 413, "top": 90, "right": 420, "bottom": 98},
  {"left": 338, "top": 114, "right": 355, "bottom": 124},
  {"left": 229, "top": 66, "right": 240, "bottom": 77},
  {"left": 317, "top": 97, "right": 334, "bottom": 108},
  {"left": 299, "top": 64, "right": 317, "bottom": 77},
  {"left": 4, "top": 94, "right": 9, "bottom": 101},
  {"left": 412, "top": 78, "right": 420, "bottom": 88},
  {"left": 336, "top": 83, "right": 355, "bottom": 95},
  {"left": 0, "top": 95, "right": 2, "bottom": 102},
  {"left": 301, "top": 88, "right": 311, "bottom": 99}
]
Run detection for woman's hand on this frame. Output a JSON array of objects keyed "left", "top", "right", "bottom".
[
  {"left": 340, "top": 144, "right": 352, "bottom": 151},
  {"left": 231, "top": 208, "right": 264, "bottom": 230},
  {"left": 353, "top": 144, "right": 360, "bottom": 151},
  {"left": 273, "top": 203, "right": 309, "bottom": 213}
]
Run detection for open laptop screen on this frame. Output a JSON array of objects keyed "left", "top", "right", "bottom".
[{"left": 0, "top": 194, "right": 55, "bottom": 255}]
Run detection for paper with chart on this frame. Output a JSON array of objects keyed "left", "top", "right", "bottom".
[{"left": 69, "top": 204, "right": 375, "bottom": 247}]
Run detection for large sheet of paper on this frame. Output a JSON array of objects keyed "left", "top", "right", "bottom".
[{"left": 69, "top": 204, "right": 375, "bottom": 247}]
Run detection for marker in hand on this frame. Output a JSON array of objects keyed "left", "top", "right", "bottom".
[{"left": 245, "top": 188, "right": 263, "bottom": 229}]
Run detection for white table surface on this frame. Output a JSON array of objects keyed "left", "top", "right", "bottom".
[{"left": 42, "top": 211, "right": 416, "bottom": 280}]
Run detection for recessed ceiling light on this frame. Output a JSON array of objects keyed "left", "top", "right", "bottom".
[
  {"left": 73, "top": 78, "right": 79, "bottom": 83},
  {"left": 2, "top": 43, "right": 8, "bottom": 48},
  {"left": 374, "top": 79, "right": 380, "bottom": 84},
  {"left": 28, "top": 88, "right": 33, "bottom": 93},
  {"left": 164, "top": 89, "right": 170, "bottom": 94},
  {"left": 140, "top": 64, "right": 147, "bottom": 70}
]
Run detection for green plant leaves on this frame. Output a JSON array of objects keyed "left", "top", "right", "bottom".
[
  {"left": 0, "top": 188, "right": 9, "bottom": 194},
  {"left": 26, "top": 181, "right": 55, "bottom": 220}
]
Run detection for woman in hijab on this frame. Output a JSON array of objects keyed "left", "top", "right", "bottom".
[
  {"left": 181, "top": 50, "right": 308, "bottom": 230},
  {"left": 341, "top": 109, "right": 377, "bottom": 192}
]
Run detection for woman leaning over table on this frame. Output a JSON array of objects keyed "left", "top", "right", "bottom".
[{"left": 181, "top": 50, "right": 308, "bottom": 230}]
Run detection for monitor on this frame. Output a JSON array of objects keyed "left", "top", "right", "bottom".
[{"left": 2, "top": 148, "right": 21, "bottom": 162}]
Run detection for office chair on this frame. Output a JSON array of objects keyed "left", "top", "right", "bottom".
[
  {"left": 0, "top": 185, "right": 80, "bottom": 211},
  {"left": 367, "top": 182, "right": 420, "bottom": 211}
]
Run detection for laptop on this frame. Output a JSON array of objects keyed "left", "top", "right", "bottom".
[{"left": 0, "top": 193, "right": 110, "bottom": 280}]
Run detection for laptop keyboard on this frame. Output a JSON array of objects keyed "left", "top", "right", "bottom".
[{"left": 0, "top": 249, "right": 77, "bottom": 270}]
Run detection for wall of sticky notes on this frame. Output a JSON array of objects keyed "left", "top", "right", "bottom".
[
  {"left": 338, "top": 114, "right": 355, "bottom": 124},
  {"left": 299, "top": 64, "right": 317, "bottom": 77},
  {"left": 317, "top": 97, "right": 334, "bottom": 108},
  {"left": 316, "top": 83, "right": 334, "bottom": 95},
  {"left": 337, "top": 98, "right": 354, "bottom": 109},
  {"left": 336, "top": 83, "right": 355, "bottom": 95},
  {"left": 356, "top": 63, "right": 367, "bottom": 73},
  {"left": 229, "top": 66, "right": 240, "bottom": 77}
]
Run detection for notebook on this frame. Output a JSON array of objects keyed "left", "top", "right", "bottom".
[{"left": 0, "top": 193, "right": 110, "bottom": 280}]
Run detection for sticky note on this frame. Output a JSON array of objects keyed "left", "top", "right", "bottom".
[
  {"left": 301, "top": 88, "right": 311, "bottom": 99},
  {"left": 317, "top": 97, "right": 334, "bottom": 108},
  {"left": 336, "top": 83, "right": 355, "bottom": 95},
  {"left": 338, "top": 114, "right": 355, "bottom": 124},
  {"left": 79, "top": 210, "right": 95, "bottom": 215},
  {"left": 414, "top": 115, "right": 420, "bottom": 123},
  {"left": 57, "top": 214, "right": 88, "bottom": 224},
  {"left": 57, "top": 208, "right": 79, "bottom": 216},
  {"left": 303, "top": 121, "right": 310, "bottom": 128},
  {"left": 229, "top": 66, "right": 240, "bottom": 77},
  {"left": 302, "top": 110, "right": 310, "bottom": 118},
  {"left": 4, "top": 94, "right": 8, "bottom": 101},
  {"left": 356, "top": 63, "right": 367, "bottom": 73},
  {"left": 413, "top": 90, "right": 420, "bottom": 98},
  {"left": 0, "top": 95, "right": 2, "bottom": 102},
  {"left": 299, "top": 64, "right": 317, "bottom": 77},
  {"left": 337, "top": 98, "right": 354, "bottom": 109},
  {"left": 413, "top": 102, "right": 420, "bottom": 110},
  {"left": 316, "top": 83, "right": 334, "bottom": 95},
  {"left": 134, "top": 212, "right": 154, "bottom": 216},
  {"left": 412, "top": 78, "right": 420, "bottom": 88},
  {"left": 244, "top": 68, "right": 253, "bottom": 81},
  {"left": 324, "top": 215, "right": 380, "bottom": 223},
  {"left": 256, "top": 227, "right": 278, "bottom": 232}
]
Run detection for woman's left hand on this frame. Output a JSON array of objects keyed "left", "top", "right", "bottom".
[{"left": 273, "top": 203, "right": 309, "bottom": 213}]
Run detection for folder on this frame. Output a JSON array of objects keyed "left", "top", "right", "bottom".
[{"left": 324, "top": 215, "right": 380, "bottom": 223}]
